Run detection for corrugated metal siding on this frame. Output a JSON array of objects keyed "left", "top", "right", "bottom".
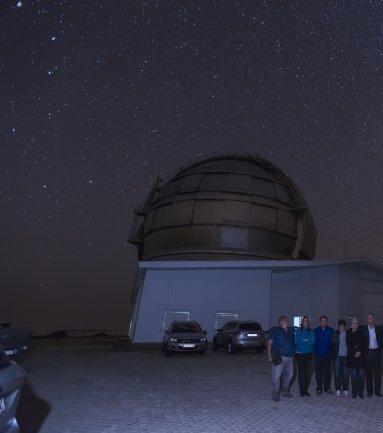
[
  {"left": 133, "top": 269, "right": 271, "bottom": 342},
  {"left": 271, "top": 265, "right": 340, "bottom": 329},
  {"left": 339, "top": 264, "right": 362, "bottom": 323}
]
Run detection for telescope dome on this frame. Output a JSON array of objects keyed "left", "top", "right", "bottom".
[{"left": 129, "top": 154, "right": 316, "bottom": 260}]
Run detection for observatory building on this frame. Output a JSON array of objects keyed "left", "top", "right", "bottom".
[{"left": 128, "top": 155, "right": 383, "bottom": 343}]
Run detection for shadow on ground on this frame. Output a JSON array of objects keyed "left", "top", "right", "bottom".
[{"left": 17, "top": 380, "right": 50, "bottom": 433}]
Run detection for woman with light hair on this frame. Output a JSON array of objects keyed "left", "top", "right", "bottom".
[{"left": 346, "top": 317, "right": 367, "bottom": 398}]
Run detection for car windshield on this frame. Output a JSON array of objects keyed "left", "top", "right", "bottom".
[
  {"left": 0, "top": 346, "right": 11, "bottom": 369},
  {"left": 239, "top": 323, "right": 261, "bottom": 331},
  {"left": 171, "top": 323, "right": 202, "bottom": 333}
]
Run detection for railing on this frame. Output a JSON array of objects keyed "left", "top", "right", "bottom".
[
  {"left": 58, "top": 329, "right": 127, "bottom": 337},
  {"left": 52, "top": 329, "right": 130, "bottom": 348},
  {"left": 128, "top": 213, "right": 143, "bottom": 244}
]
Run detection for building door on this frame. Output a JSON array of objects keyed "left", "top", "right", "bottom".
[
  {"left": 215, "top": 312, "right": 239, "bottom": 330},
  {"left": 163, "top": 310, "right": 190, "bottom": 331}
]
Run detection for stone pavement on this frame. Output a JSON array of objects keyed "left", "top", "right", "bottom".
[{"left": 16, "top": 343, "right": 383, "bottom": 433}]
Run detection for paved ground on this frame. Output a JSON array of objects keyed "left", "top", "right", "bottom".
[{"left": 16, "top": 342, "right": 383, "bottom": 433}]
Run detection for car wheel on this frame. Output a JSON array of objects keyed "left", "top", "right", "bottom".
[
  {"left": 212, "top": 337, "right": 219, "bottom": 351},
  {"left": 198, "top": 350, "right": 206, "bottom": 356},
  {"left": 226, "top": 340, "right": 235, "bottom": 355}
]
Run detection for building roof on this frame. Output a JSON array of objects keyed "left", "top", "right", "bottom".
[{"left": 138, "top": 257, "right": 383, "bottom": 274}]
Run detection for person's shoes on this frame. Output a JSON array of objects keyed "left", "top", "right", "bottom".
[
  {"left": 316, "top": 390, "right": 322, "bottom": 396},
  {"left": 305, "top": 392, "right": 311, "bottom": 397},
  {"left": 336, "top": 390, "right": 341, "bottom": 397},
  {"left": 282, "top": 392, "right": 293, "bottom": 398},
  {"left": 271, "top": 396, "right": 281, "bottom": 402},
  {"left": 300, "top": 392, "right": 306, "bottom": 397},
  {"left": 367, "top": 393, "right": 373, "bottom": 397},
  {"left": 324, "top": 389, "right": 333, "bottom": 395},
  {"left": 375, "top": 392, "right": 382, "bottom": 397},
  {"left": 343, "top": 390, "right": 348, "bottom": 396},
  {"left": 352, "top": 395, "right": 357, "bottom": 399},
  {"left": 358, "top": 394, "right": 364, "bottom": 399}
]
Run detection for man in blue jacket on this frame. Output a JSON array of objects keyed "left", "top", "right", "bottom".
[
  {"left": 267, "top": 315, "right": 295, "bottom": 402},
  {"left": 314, "top": 315, "right": 334, "bottom": 395}
]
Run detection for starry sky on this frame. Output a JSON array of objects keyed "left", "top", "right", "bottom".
[{"left": 1, "top": 0, "right": 382, "bottom": 334}]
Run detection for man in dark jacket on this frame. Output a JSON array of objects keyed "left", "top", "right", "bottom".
[
  {"left": 362, "top": 313, "right": 383, "bottom": 397},
  {"left": 314, "top": 315, "right": 334, "bottom": 395},
  {"left": 267, "top": 316, "right": 295, "bottom": 402}
]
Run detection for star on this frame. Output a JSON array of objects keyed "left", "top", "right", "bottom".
[{"left": 1, "top": 0, "right": 382, "bottom": 340}]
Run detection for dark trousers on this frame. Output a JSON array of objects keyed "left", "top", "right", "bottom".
[
  {"left": 296, "top": 353, "right": 313, "bottom": 395},
  {"left": 334, "top": 356, "right": 349, "bottom": 391},
  {"left": 365, "top": 349, "right": 381, "bottom": 395},
  {"left": 351, "top": 368, "right": 364, "bottom": 397},
  {"left": 315, "top": 355, "right": 331, "bottom": 391}
]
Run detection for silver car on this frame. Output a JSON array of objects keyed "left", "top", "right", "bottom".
[
  {"left": 0, "top": 346, "right": 25, "bottom": 433},
  {"left": 212, "top": 320, "right": 266, "bottom": 354},
  {"left": 163, "top": 321, "right": 208, "bottom": 356}
]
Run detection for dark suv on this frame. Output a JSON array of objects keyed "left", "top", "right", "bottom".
[
  {"left": 163, "top": 321, "right": 208, "bottom": 356},
  {"left": 212, "top": 321, "right": 266, "bottom": 354}
]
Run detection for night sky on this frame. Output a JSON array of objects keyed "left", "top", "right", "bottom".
[{"left": 1, "top": 1, "right": 382, "bottom": 334}]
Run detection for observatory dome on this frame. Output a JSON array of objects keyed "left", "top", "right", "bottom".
[{"left": 129, "top": 154, "right": 316, "bottom": 260}]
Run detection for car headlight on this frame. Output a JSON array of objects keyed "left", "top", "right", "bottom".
[{"left": 169, "top": 337, "right": 177, "bottom": 342}]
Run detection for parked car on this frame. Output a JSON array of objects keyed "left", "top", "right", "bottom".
[
  {"left": 0, "top": 345, "right": 25, "bottom": 433},
  {"left": 0, "top": 324, "right": 32, "bottom": 357},
  {"left": 163, "top": 321, "right": 208, "bottom": 356},
  {"left": 212, "top": 320, "right": 266, "bottom": 354}
]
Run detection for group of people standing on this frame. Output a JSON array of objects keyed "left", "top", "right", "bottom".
[{"left": 267, "top": 313, "right": 382, "bottom": 402}]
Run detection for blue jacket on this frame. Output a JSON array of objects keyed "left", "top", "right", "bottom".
[
  {"left": 295, "top": 328, "right": 316, "bottom": 354},
  {"left": 268, "top": 326, "right": 295, "bottom": 357},
  {"left": 314, "top": 326, "right": 334, "bottom": 357}
]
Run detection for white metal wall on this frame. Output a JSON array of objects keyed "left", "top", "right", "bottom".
[
  {"left": 339, "top": 265, "right": 383, "bottom": 325},
  {"left": 270, "top": 265, "right": 340, "bottom": 328},
  {"left": 133, "top": 268, "right": 271, "bottom": 342},
  {"left": 339, "top": 264, "right": 362, "bottom": 323}
]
